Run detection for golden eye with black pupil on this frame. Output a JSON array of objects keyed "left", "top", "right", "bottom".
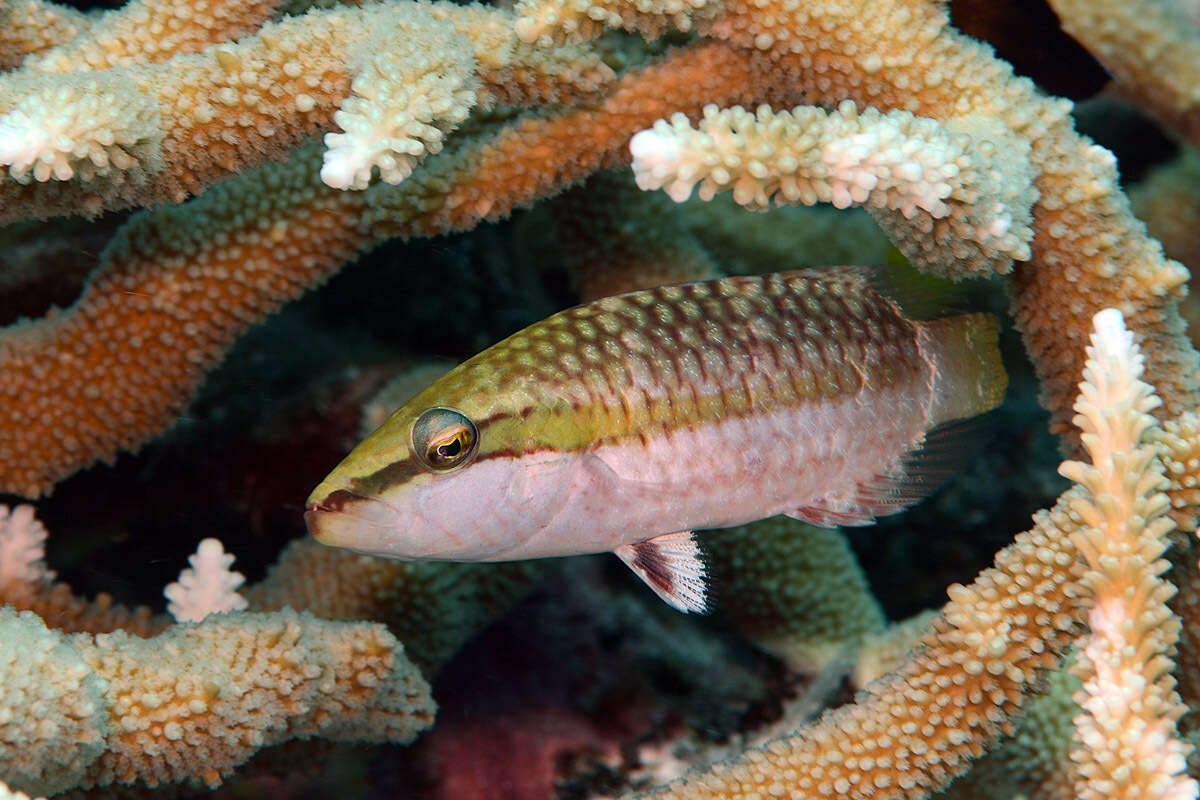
[{"left": 411, "top": 408, "right": 478, "bottom": 472}]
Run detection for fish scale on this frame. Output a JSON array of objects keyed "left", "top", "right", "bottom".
[
  {"left": 305, "top": 269, "right": 1008, "bottom": 613},
  {"left": 446, "top": 272, "right": 925, "bottom": 450}
]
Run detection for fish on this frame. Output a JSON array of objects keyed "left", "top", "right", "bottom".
[{"left": 304, "top": 269, "right": 1007, "bottom": 613}]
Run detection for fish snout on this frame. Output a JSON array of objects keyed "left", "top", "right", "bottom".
[{"left": 304, "top": 489, "right": 413, "bottom": 556}]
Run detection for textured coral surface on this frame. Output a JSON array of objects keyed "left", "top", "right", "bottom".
[{"left": 5, "top": 0, "right": 1200, "bottom": 798}]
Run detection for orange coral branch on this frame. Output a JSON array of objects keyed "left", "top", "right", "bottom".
[
  {"left": 21, "top": 0, "right": 283, "bottom": 73},
  {"left": 644, "top": 487, "right": 1089, "bottom": 799},
  {"left": 365, "top": 40, "right": 759, "bottom": 238},
  {"left": 0, "top": 0, "right": 90, "bottom": 68},
  {"left": 0, "top": 3, "right": 613, "bottom": 220},
  {"left": 0, "top": 145, "right": 367, "bottom": 497}
]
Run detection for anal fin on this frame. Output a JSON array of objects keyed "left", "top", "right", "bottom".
[
  {"left": 615, "top": 531, "right": 708, "bottom": 614},
  {"left": 788, "top": 416, "right": 993, "bottom": 528},
  {"left": 787, "top": 469, "right": 929, "bottom": 528},
  {"left": 787, "top": 504, "right": 881, "bottom": 528}
]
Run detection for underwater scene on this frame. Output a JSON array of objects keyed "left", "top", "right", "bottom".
[{"left": 4, "top": 0, "right": 1200, "bottom": 797}]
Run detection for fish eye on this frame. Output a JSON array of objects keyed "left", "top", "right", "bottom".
[{"left": 411, "top": 408, "right": 479, "bottom": 472}]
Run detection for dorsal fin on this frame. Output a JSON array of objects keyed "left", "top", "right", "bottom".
[{"left": 794, "top": 263, "right": 970, "bottom": 321}]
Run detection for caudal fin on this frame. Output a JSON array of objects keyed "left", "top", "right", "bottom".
[{"left": 918, "top": 313, "right": 1008, "bottom": 427}]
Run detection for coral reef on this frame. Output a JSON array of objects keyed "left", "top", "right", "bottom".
[
  {"left": 0, "top": 604, "right": 435, "bottom": 794},
  {"left": 4, "top": 0, "right": 1200, "bottom": 798}
]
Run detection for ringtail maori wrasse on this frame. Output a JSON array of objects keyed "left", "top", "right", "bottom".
[{"left": 305, "top": 269, "right": 1007, "bottom": 613}]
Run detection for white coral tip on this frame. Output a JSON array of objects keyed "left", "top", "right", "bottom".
[
  {"left": 320, "top": 146, "right": 365, "bottom": 191},
  {"left": 630, "top": 128, "right": 682, "bottom": 184},
  {"left": 1091, "top": 308, "right": 1132, "bottom": 363},
  {"left": 165, "top": 537, "right": 248, "bottom": 623}
]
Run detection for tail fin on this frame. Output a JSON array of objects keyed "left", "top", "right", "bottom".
[{"left": 918, "top": 313, "right": 1008, "bottom": 426}]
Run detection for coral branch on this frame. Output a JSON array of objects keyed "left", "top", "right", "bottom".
[
  {"left": 637, "top": 487, "right": 1089, "bottom": 798},
  {"left": 22, "top": 0, "right": 283, "bottom": 73},
  {"left": 0, "top": 606, "right": 434, "bottom": 795},
  {"left": 1061, "top": 309, "right": 1195, "bottom": 800},
  {"left": 630, "top": 100, "right": 1037, "bottom": 278},
  {"left": 0, "top": 1, "right": 614, "bottom": 220},
  {"left": 1048, "top": 0, "right": 1200, "bottom": 146},
  {"left": 164, "top": 538, "right": 248, "bottom": 622},
  {"left": 0, "top": 0, "right": 90, "bottom": 68}
]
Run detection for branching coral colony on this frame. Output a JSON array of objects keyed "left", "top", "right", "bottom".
[{"left": 5, "top": 0, "right": 1200, "bottom": 796}]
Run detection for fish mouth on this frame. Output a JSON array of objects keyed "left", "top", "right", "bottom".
[{"left": 304, "top": 488, "right": 413, "bottom": 555}]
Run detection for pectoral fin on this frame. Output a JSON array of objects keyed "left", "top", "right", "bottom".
[{"left": 615, "top": 531, "right": 708, "bottom": 614}]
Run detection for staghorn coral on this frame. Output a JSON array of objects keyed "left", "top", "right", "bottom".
[
  {"left": 246, "top": 537, "right": 546, "bottom": 675},
  {"left": 0, "top": 40, "right": 758, "bottom": 498},
  {"left": 936, "top": 659, "right": 1079, "bottom": 800},
  {"left": 18, "top": 0, "right": 285, "bottom": 73},
  {"left": 634, "top": 487, "right": 1091, "bottom": 798},
  {"left": 1062, "top": 309, "right": 1193, "bottom": 799},
  {"left": 1047, "top": 0, "right": 1200, "bottom": 146},
  {"left": 163, "top": 537, "right": 248, "bottom": 622},
  {"left": 0, "top": 0, "right": 91, "bottom": 68},
  {"left": 5, "top": 0, "right": 1200, "bottom": 797},
  {"left": 0, "top": 0, "right": 614, "bottom": 217},
  {"left": 629, "top": 100, "right": 1037, "bottom": 280},
  {"left": 0, "top": 603, "right": 435, "bottom": 795},
  {"left": 2, "top": 0, "right": 1194, "bottom": 498},
  {"left": 511, "top": 0, "right": 1199, "bottom": 441},
  {"left": 930, "top": 312, "right": 1200, "bottom": 800}
]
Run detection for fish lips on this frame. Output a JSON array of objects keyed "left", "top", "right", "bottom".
[{"left": 304, "top": 489, "right": 424, "bottom": 558}]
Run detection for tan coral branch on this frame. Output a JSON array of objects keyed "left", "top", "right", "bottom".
[
  {"left": 0, "top": 1, "right": 614, "bottom": 221},
  {"left": 636, "top": 487, "right": 1089, "bottom": 799},
  {"left": 1047, "top": 0, "right": 1200, "bottom": 146},
  {"left": 0, "top": 606, "right": 434, "bottom": 795},
  {"left": 22, "top": 0, "right": 284, "bottom": 73},
  {"left": 0, "top": 0, "right": 91, "bottom": 68},
  {"left": 1061, "top": 309, "right": 1194, "bottom": 800},
  {"left": 629, "top": 100, "right": 1037, "bottom": 279}
]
